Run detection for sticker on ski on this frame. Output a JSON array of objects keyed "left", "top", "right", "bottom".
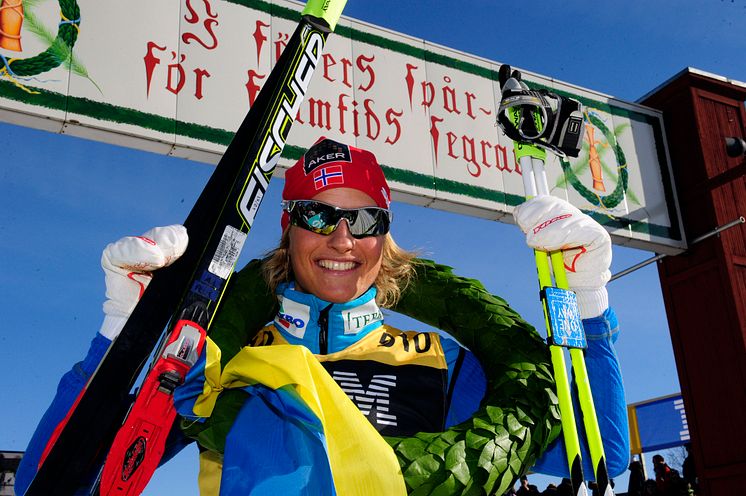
[{"left": 208, "top": 225, "right": 247, "bottom": 279}]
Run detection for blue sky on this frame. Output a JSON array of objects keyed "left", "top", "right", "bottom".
[{"left": 2, "top": 0, "right": 744, "bottom": 493}]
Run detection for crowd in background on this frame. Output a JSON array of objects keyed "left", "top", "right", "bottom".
[{"left": 506, "top": 448, "right": 698, "bottom": 496}]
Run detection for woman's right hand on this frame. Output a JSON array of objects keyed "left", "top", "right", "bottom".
[
  {"left": 99, "top": 225, "right": 188, "bottom": 340},
  {"left": 513, "top": 195, "right": 612, "bottom": 319}
]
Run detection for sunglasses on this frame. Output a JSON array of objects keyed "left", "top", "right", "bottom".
[{"left": 282, "top": 200, "right": 392, "bottom": 238}]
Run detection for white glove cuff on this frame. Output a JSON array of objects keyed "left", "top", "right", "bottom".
[
  {"left": 574, "top": 287, "right": 609, "bottom": 320},
  {"left": 99, "top": 314, "right": 129, "bottom": 341}
]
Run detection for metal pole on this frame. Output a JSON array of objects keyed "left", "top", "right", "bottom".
[{"left": 610, "top": 216, "right": 745, "bottom": 282}]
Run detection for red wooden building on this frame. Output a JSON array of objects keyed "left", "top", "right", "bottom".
[{"left": 643, "top": 69, "right": 746, "bottom": 494}]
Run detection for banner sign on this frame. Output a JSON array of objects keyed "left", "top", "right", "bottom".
[
  {"left": 628, "top": 393, "right": 690, "bottom": 454},
  {"left": 0, "top": 0, "right": 685, "bottom": 253}
]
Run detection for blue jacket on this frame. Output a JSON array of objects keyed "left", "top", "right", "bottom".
[{"left": 16, "top": 284, "right": 628, "bottom": 494}]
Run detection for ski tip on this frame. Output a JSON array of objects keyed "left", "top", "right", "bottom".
[
  {"left": 575, "top": 482, "right": 589, "bottom": 496},
  {"left": 570, "top": 455, "right": 586, "bottom": 496},
  {"left": 302, "top": 0, "right": 348, "bottom": 31},
  {"left": 595, "top": 457, "right": 614, "bottom": 496}
]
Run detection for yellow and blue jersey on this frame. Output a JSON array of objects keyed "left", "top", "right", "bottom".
[{"left": 249, "top": 283, "right": 487, "bottom": 435}]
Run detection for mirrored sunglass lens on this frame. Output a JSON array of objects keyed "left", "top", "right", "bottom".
[
  {"left": 298, "top": 203, "right": 338, "bottom": 234},
  {"left": 347, "top": 209, "right": 389, "bottom": 236}
]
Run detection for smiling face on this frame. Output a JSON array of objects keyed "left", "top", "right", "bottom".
[{"left": 288, "top": 187, "right": 385, "bottom": 303}]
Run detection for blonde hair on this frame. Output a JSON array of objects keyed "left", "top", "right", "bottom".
[{"left": 261, "top": 230, "right": 418, "bottom": 308}]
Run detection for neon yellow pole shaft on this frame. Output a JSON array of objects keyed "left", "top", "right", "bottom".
[
  {"left": 515, "top": 132, "right": 585, "bottom": 485},
  {"left": 514, "top": 145, "right": 585, "bottom": 495},
  {"left": 550, "top": 250, "right": 609, "bottom": 484},
  {"left": 535, "top": 249, "right": 584, "bottom": 472}
]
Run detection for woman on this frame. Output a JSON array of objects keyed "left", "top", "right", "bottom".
[
  {"left": 174, "top": 138, "right": 494, "bottom": 493},
  {"left": 174, "top": 138, "right": 628, "bottom": 494},
  {"left": 17, "top": 138, "right": 628, "bottom": 495}
]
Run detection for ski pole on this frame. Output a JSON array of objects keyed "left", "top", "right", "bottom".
[
  {"left": 518, "top": 143, "right": 589, "bottom": 496},
  {"left": 498, "top": 65, "right": 614, "bottom": 496}
]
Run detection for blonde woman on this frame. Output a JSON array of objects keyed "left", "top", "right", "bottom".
[{"left": 18, "top": 138, "right": 628, "bottom": 495}]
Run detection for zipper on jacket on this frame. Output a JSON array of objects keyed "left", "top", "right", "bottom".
[{"left": 318, "top": 304, "right": 332, "bottom": 355}]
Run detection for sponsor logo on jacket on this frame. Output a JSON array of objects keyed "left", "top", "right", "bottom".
[
  {"left": 343, "top": 300, "right": 383, "bottom": 334},
  {"left": 274, "top": 297, "right": 310, "bottom": 339},
  {"left": 332, "top": 371, "right": 398, "bottom": 427}
]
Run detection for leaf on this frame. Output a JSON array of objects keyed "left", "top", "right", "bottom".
[
  {"left": 409, "top": 482, "right": 438, "bottom": 496},
  {"left": 439, "top": 428, "right": 460, "bottom": 445},
  {"left": 493, "top": 449, "right": 509, "bottom": 474},
  {"left": 465, "top": 430, "right": 490, "bottom": 450},
  {"left": 430, "top": 474, "right": 461, "bottom": 496},
  {"left": 395, "top": 437, "right": 427, "bottom": 461},
  {"left": 462, "top": 470, "right": 487, "bottom": 496},
  {"left": 415, "top": 431, "right": 440, "bottom": 442},
  {"left": 485, "top": 406, "right": 505, "bottom": 425},
  {"left": 482, "top": 461, "right": 501, "bottom": 494},
  {"left": 494, "top": 431, "right": 513, "bottom": 456},
  {"left": 493, "top": 469, "right": 518, "bottom": 496},
  {"left": 23, "top": 9, "right": 56, "bottom": 45},
  {"left": 571, "top": 156, "right": 591, "bottom": 177},
  {"left": 477, "top": 440, "right": 497, "bottom": 471},
  {"left": 445, "top": 441, "right": 471, "bottom": 485},
  {"left": 472, "top": 417, "right": 497, "bottom": 434},
  {"left": 508, "top": 451, "right": 524, "bottom": 474},
  {"left": 505, "top": 414, "right": 524, "bottom": 436},
  {"left": 404, "top": 454, "right": 443, "bottom": 489},
  {"left": 515, "top": 430, "right": 532, "bottom": 460},
  {"left": 426, "top": 436, "right": 451, "bottom": 459},
  {"left": 613, "top": 123, "right": 630, "bottom": 137},
  {"left": 554, "top": 173, "right": 569, "bottom": 190}
]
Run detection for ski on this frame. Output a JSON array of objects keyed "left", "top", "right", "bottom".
[{"left": 26, "top": 1, "right": 347, "bottom": 494}]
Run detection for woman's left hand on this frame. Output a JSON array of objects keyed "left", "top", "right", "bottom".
[{"left": 513, "top": 195, "right": 611, "bottom": 319}]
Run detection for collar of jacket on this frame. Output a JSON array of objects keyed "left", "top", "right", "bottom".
[{"left": 272, "top": 282, "right": 384, "bottom": 354}]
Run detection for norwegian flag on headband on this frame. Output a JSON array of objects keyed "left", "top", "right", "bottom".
[{"left": 313, "top": 165, "right": 345, "bottom": 190}]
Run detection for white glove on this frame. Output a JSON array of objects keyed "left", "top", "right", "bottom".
[
  {"left": 99, "top": 225, "right": 188, "bottom": 339},
  {"left": 513, "top": 195, "right": 611, "bottom": 319}
]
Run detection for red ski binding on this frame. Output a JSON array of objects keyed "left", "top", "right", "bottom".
[{"left": 99, "top": 320, "right": 206, "bottom": 495}]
